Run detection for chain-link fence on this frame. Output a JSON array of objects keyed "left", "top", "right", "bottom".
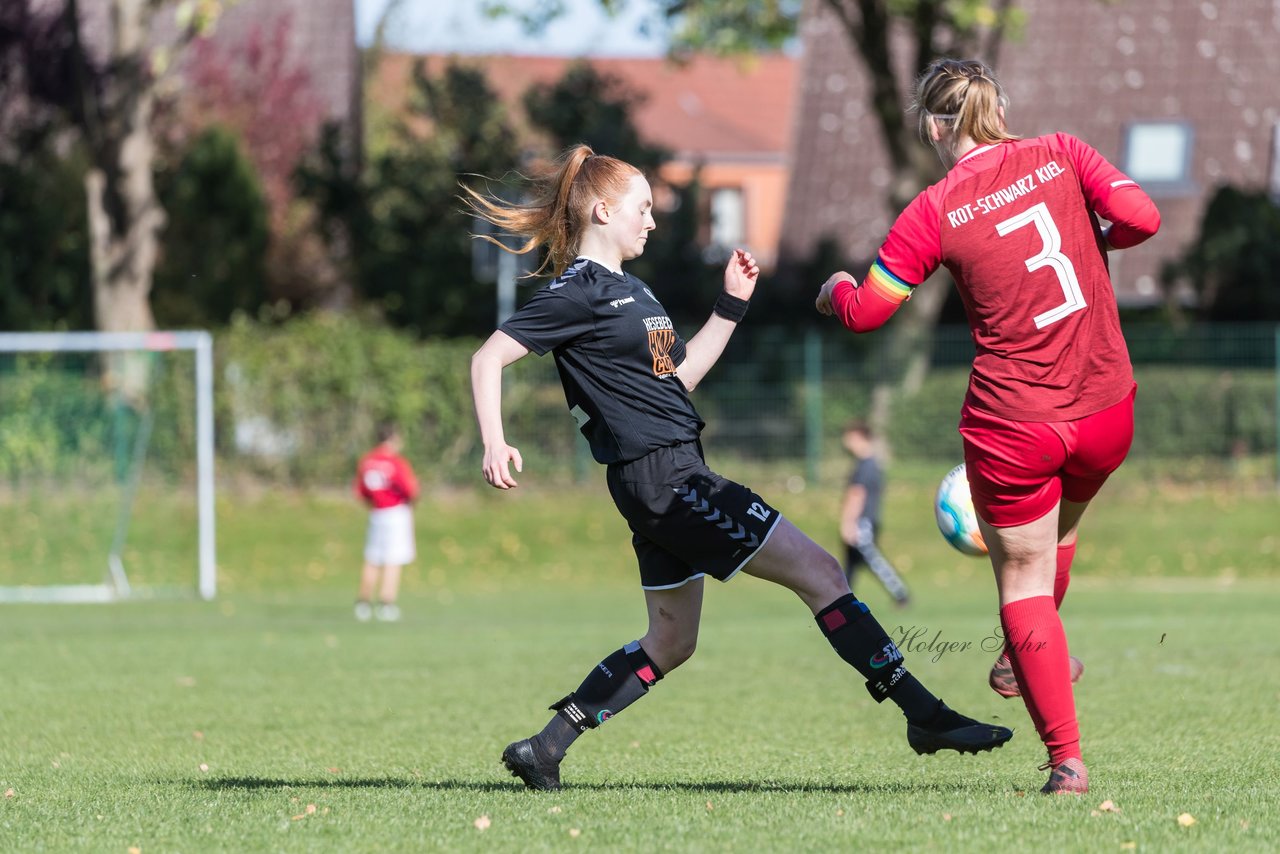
[
  {"left": 521, "top": 323, "right": 1280, "bottom": 484},
  {"left": 2, "top": 322, "right": 1276, "bottom": 487}
]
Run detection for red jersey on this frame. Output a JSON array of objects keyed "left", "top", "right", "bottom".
[
  {"left": 833, "top": 133, "right": 1160, "bottom": 421},
  {"left": 354, "top": 446, "right": 419, "bottom": 509}
]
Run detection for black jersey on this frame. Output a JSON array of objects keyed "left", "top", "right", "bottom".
[{"left": 500, "top": 258, "right": 704, "bottom": 464}]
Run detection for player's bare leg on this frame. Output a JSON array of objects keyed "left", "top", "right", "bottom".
[
  {"left": 355, "top": 562, "right": 380, "bottom": 621},
  {"left": 988, "top": 498, "right": 1087, "bottom": 695},
  {"left": 503, "top": 582, "right": 702, "bottom": 790},
  {"left": 375, "top": 564, "right": 402, "bottom": 621},
  {"left": 980, "top": 508, "right": 1089, "bottom": 793},
  {"left": 743, "top": 518, "right": 1012, "bottom": 755}
]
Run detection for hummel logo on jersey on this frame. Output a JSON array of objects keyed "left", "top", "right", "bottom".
[
  {"left": 609, "top": 296, "right": 635, "bottom": 308},
  {"left": 643, "top": 287, "right": 657, "bottom": 301}
]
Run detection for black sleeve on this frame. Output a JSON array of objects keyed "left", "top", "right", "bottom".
[
  {"left": 671, "top": 335, "right": 687, "bottom": 367},
  {"left": 499, "top": 285, "right": 594, "bottom": 356}
]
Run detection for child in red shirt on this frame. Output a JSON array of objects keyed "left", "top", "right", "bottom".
[{"left": 353, "top": 423, "right": 419, "bottom": 622}]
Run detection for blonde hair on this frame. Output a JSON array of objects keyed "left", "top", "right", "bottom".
[
  {"left": 913, "top": 59, "right": 1018, "bottom": 159},
  {"left": 460, "top": 144, "right": 642, "bottom": 278}
]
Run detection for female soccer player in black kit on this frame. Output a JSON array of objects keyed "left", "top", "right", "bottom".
[{"left": 466, "top": 144, "right": 1012, "bottom": 791}]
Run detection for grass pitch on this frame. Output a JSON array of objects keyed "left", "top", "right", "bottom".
[{"left": 1, "top": 466, "right": 1277, "bottom": 851}]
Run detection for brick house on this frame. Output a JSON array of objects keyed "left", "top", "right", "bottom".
[
  {"left": 197, "top": 0, "right": 361, "bottom": 152},
  {"left": 370, "top": 52, "right": 798, "bottom": 272},
  {"left": 782, "top": 0, "right": 1280, "bottom": 306},
  {"left": 28, "top": 0, "right": 361, "bottom": 148}
]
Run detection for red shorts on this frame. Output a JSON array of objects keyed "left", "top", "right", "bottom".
[{"left": 959, "top": 384, "right": 1135, "bottom": 528}]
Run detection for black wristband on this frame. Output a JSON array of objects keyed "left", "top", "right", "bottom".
[{"left": 713, "top": 291, "right": 750, "bottom": 323}]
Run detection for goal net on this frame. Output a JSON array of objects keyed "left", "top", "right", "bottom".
[{"left": 0, "top": 332, "right": 216, "bottom": 602}]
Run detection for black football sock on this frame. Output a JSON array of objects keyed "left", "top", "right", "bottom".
[
  {"left": 532, "top": 641, "right": 664, "bottom": 761},
  {"left": 815, "top": 593, "right": 942, "bottom": 724},
  {"left": 532, "top": 714, "right": 579, "bottom": 763}
]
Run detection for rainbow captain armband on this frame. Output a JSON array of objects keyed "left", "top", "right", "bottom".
[
  {"left": 831, "top": 258, "right": 915, "bottom": 333},
  {"left": 865, "top": 259, "right": 914, "bottom": 304}
]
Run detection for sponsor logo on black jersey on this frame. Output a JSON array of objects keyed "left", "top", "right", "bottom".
[{"left": 643, "top": 315, "right": 677, "bottom": 377}]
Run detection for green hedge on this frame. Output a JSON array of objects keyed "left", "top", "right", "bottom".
[
  {"left": 819, "top": 365, "right": 1278, "bottom": 462},
  {"left": 0, "top": 318, "right": 1275, "bottom": 486}
]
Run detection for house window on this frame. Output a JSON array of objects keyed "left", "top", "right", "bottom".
[
  {"left": 1123, "top": 121, "right": 1193, "bottom": 192},
  {"left": 708, "top": 186, "right": 746, "bottom": 253}
]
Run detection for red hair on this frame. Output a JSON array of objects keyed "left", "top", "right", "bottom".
[{"left": 461, "top": 144, "right": 641, "bottom": 278}]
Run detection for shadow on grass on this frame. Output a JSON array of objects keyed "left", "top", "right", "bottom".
[{"left": 190, "top": 776, "right": 976, "bottom": 795}]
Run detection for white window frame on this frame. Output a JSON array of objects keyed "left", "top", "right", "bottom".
[{"left": 1123, "top": 120, "right": 1195, "bottom": 194}]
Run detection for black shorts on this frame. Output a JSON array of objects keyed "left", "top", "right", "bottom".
[{"left": 605, "top": 441, "right": 783, "bottom": 590}]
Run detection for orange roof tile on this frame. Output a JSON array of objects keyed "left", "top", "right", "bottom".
[{"left": 370, "top": 51, "right": 798, "bottom": 161}]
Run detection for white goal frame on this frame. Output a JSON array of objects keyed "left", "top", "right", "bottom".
[{"left": 0, "top": 331, "right": 216, "bottom": 601}]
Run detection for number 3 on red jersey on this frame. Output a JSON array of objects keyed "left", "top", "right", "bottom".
[{"left": 995, "top": 201, "right": 1086, "bottom": 329}]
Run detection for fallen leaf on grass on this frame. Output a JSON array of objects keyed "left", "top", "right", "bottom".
[
  {"left": 326, "top": 767, "right": 342, "bottom": 774},
  {"left": 569, "top": 828, "right": 581, "bottom": 838},
  {"left": 942, "top": 814, "right": 952, "bottom": 822},
  {"left": 4, "top": 788, "right": 13, "bottom": 799},
  {"left": 835, "top": 809, "right": 844, "bottom": 817},
  {"left": 291, "top": 814, "right": 305, "bottom": 822},
  {"left": 1120, "top": 843, "right": 1136, "bottom": 850},
  {"left": 1099, "top": 800, "right": 1120, "bottom": 813},
  {"left": 176, "top": 676, "right": 196, "bottom": 688},
  {"left": 305, "top": 804, "right": 316, "bottom": 815},
  {"left": 548, "top": 806, "right": 562, "bottom": 814},
  {"left": 706, "top": 801, "right": 714, "bottom": 811},
  {"left": 128, "top": 848, "right": 141, "bottom": 854},
  {"left": 474, "top": 815, "right": 491, "bottom": 831},
  {"left": 198, "top": 764, "right": 209, "bottom": 773},
  {"left": 1177, "top": 813, "right": 1197, "bottom": 827}
]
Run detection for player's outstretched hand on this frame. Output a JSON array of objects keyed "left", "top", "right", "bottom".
[
  {"left": 482, "top": 443, "right": 523, "bottom": 489},
  {"left": 724, "top": 249, "right": 760, "bottom": 301},
  {"left": 815, "top": 271, "right": 854, "bottom": 316}
]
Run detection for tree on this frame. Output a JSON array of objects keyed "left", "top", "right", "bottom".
[
  {"left": 521, "top": 61, "right": 715, "bottom": 323},
  {"left": 299, "top": 60, "right": 523, "bottom": 337},
  {"left": 0, "top": 137, "right": 94, "bottom": 331},
  {"left": 1163, "top": 187, "right": 1280, "bottom": 322},
  {"left": 491, "top": 0, "right": 1024, "bottom": 433},
  {"left": 175, "top": 13, "right": 343, "bottom": 313},
  {"left": 1, "top": 0, "right": 238, "bottom": 333},
  {"left": 523, "top": 62, "right": 669, "bottom": 174},
  {"left": 152, "top": 125, "right": 269, "bottom": 326}
]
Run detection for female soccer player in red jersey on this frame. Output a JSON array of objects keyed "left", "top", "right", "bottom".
[
  {"left": 466, "top": 144, "right": 1013, "bottom": 791},
  {"left": 816, "top": 59, "right": 1160, "bottom": 794}
]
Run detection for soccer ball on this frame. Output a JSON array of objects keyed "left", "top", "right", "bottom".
[{"left": 934, "top": 463, "right": 987, "bottom": 556}]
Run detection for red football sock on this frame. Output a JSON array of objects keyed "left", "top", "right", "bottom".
[
  {"left": 1054, "top": 541, "right": 1076, "bottom": 609},
  {"left": 1001, "top": 595, "right": 1081, "bottom": 765},
  {"left": 998, "top": 542, "right": 1077, "bottom": 659}
]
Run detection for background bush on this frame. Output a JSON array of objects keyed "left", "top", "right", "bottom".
[{"left": 0, "top": 318, "right": 1275, "bottom": 487}]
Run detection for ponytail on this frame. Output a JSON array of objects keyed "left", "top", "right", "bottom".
[
  {"left": 912, "top": 59, "right": 1018, "bottom": 159},
  {"left": 460, "top": 144, "right": 641, "bottom": 278}
]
